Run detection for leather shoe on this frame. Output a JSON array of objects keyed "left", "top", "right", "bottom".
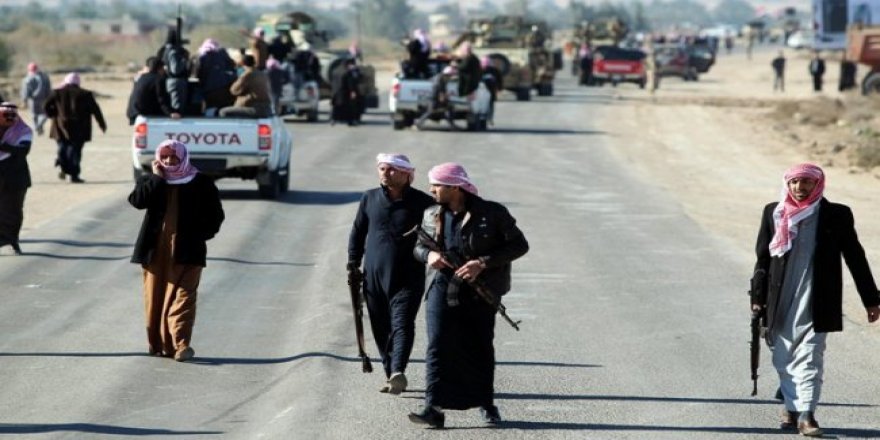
[
  {"left": 798, "top": 417, "right": 823, "bottom": 437},
  {"left": 780, "top": 409, "right": 799, "bottom": 430},
  {"left": 480, "top": 405, "right": 501, "bottom": 425},
  {"left": 70, "top": 177, "right": 85, "bottom": 184},
  {"left": 408, "top": 406, "right": 444, "bottom": 428},
  {"left": 10, "top": 242, "right": 22, "bottom": 255}
]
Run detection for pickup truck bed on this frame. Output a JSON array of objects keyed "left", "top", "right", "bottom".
[
  {"left": 388, "top": 76, "right": 491, "bottom": 131},
  {"left": 131, "top": 115, "right": 293, "bottom": 199}
]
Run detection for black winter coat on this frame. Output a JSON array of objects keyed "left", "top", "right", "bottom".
[
  {"left": 44, "top": 85, "right": 107, "bottom": 143},
  {"left": 126, "top": 72, "right": 167, "bottom": 124},
  {"left": 415, "top": 195, "right": 529, "bottom": 296},
  {"left": 752, "top": 199, "right": 879, "bottom": 333},
  {"left": 129, "top": 174, "right": 224, "bottom": 267}
]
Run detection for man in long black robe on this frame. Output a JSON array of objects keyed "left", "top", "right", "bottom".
[{"left": 409, "top": 162, "right": 529, "bottom": 428}]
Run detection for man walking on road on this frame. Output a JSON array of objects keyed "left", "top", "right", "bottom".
[
  {"left": 771, "top": 51, "right": 785, "bottom": 92},
  {"left": 20, "top": 62, "right": 51, "bottom": 135},
  {"left": 129, "top": 140, "right": 225, "bottom": 362},
  {"left": 808, "top": 51, "right": 826, "bottom": 92},
  {"left": 348, "top": 154, "right": 434, "bottom": 394},
  {"left": 44, "top": 73, "right": 106, "bottom": 183},
  {"left": 751, "top": 163, "right": 880, "bottom": 437},
  {"left": 408, "top": 163, "right": 529, "bottom": 428}
]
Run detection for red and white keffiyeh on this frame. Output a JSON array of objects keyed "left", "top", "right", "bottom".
[
  {"left": 769, "top": 163, "right": 825, "bottom": 257},
  {"left": 0, "top": 102, "right": 33, "bottom": 162},
  {"left": 155, "top": 140, "right": 199, "bottom": 185}
]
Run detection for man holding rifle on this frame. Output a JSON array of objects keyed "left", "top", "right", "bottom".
[
  {"left": 348, "top": 154, "right": 433, "bottom": 394},
  {"left": 408, "top": 162, "right": 528, "bottom": 428},
  {"left": 751, "top": 163, "right": 879, "bottom": 437}
]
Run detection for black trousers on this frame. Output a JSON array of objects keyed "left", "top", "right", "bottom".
[
  {"left": 812, "top": 75, "right": 823, "bottom": 92},
  {"left": 364, "top": 279, "right": 424, "bottom": 378},
  {"left": 0, "top": 185, "right": 26, "bottom": 246},
  {"left": 55, "top": 140, "right": 85, "bottom": 178}
]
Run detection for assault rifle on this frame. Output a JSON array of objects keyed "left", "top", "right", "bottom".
[
  {"left": 347, "top": 265, "right": 373, "bottom": 373},
  {"left": 749, "top": 268, "right": 767, "bottom": 396},
  {"left": 408, "top": 225, "right": 522, "bottom": 331}
]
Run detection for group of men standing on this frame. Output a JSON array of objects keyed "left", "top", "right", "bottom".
[
  {"left": 347, "top": 154, "right": 529, "bottom": 428},
  {"left": 771, "top": 50, "right": 859, "bottom": 93}
]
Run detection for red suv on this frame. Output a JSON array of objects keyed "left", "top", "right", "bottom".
[{"left": 591, "top": 45, "right": 647, "bottom": 88}]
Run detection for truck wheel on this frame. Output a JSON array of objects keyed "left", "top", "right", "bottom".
[
  {"left": 466, "top": 114, "right": 478, "bottom": 131},
  {"left": 279, "top": 167, "right": 290, "bottom": 194},
  {"left": 516, "top": 88, "right": 530, "bottom": 101},
  {"left": 306, "top": 110, "right": 319, "bottom": 122},
  {"left": 639, "top": 79, "right": 646, "bottom": 89},
  {"left": 258, "top": 171, "right": 280, "bottom": 199},
  {"left": 862, "top": 72, "right": 880, "bottom": 96}
]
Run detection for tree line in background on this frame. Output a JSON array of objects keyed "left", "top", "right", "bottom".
[{"left": 0, "top": 0, "right": 756, "bottom": 75}]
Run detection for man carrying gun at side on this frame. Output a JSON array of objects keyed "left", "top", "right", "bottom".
[
  {"left": 348, "top": 154, "right": 434, "bottom": 395},
  {"left": 751, "top": 163, "right": 879, "bottom": 437},
  {"left": 408, "top": 162, "right": 528, "bottom": 429}
]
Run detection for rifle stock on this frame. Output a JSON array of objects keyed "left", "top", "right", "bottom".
[
  {"left": 348, "top": 269, "right": 373, "bottom": 373},
  {"left": 412, "top": 226, "right": 522, "bottom": 331}
]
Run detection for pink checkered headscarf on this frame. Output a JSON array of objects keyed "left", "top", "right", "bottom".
[
  {"left": 769, "top": 163, "right": 825, "bottom": 257},
  {"left": 428, "top": 162, "right": 478, "bottom": 195},
  {"left": 155, "top": 139, "right": 199, "bottom": 184},
  {"left": 63, "top": 72, "right": 81, "bottom": 87},
  {"left": 0, "top": 102, "right": 33, "bottom": 162}
]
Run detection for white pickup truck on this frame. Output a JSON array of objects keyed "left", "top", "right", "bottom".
[
  {"left": 279, "top": 79, "right": 320, "bottom": 122},
  {"left": 131, "top": 115, "right": 293, "bottom": 199},
  {"left": 389, "top": 74, "right": 491, "bottom": 131}
]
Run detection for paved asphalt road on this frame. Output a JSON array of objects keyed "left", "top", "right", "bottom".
[{"left": 1, "top": 74, "right": 878, "bottom": 440}]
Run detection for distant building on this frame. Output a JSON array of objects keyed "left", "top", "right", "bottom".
[{"left": 64, "top": 14, "right": 142, "bottom": 36}]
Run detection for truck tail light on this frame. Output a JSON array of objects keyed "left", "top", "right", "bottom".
[
  {"left": 306, "top": 85, "right": 315, "bottom": 98},
  {"left": 134, "top": 123, "right": 147, "bottom": 149},
  {"left": 258, "top": 124, "right": 272, "bottom": 151},
  {"left": 392, "top": 82, "right": 401, "bottom": 98}
]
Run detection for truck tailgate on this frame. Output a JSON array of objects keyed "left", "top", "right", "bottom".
[{"left": 144, "top": 118, "right": 263, "bottom": 155}]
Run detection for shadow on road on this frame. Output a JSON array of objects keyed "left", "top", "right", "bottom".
[
  {"left": 0, "top": 423, "right": 222, "bottom": 435},
  {"left": 494, "top": 392, "right": 876, "bottom": 408},
  {"left": 218, "top": 189, "right": 361, "bottom": 205},
  {"left": 20, "top": 239, "right": 130, "bottom": 248},
  {"left": 207, "top": 256, "right": 314, "bottom": 267},
  {"left": 444, "top": 421, "right": 880, "bottom": 436},
  {"left": 486, "top": 127, "right": 605, "bottom": 136},
  {"left": 4, "top": 252, "right": 130, "bottom": 261}
]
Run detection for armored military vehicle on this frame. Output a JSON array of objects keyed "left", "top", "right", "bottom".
[{"left": 455, "top": 15, "right": 562, "bottom": 100}]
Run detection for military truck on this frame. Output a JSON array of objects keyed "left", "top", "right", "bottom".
[
  {"left": 454, "top": 16, "right": 562, "bottom": 100},
  {"left": 255, "top": 12, "right": 378, "bottom": 110}
]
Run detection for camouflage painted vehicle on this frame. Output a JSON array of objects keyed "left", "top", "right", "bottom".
[
  {"left": 255, "top": 12, "right": 378, "bottom": 109},
  {"left": 454, "top": 16, "right": 562, "bottom": 101}
]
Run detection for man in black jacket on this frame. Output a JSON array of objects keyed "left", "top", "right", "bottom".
[
  {"left": 126, "top": 57, "right": 168, "bottom": 124},
  {"left": 129, "top": 140, "right": 224, "bottom": 362},
  {"left": 808, "top": 51, "right": 825, "bottom": 92},
  {"left": 751, "top": 163, "right": 879, "bottom": 437},
  {"left": 408, "top": 162, "right": 528, "bottom": 428},
  {"left": 348, "top": 154, "right": 434, "bottom": 394},
  {"left": 44, "top": 73, "right": 107, "bottom": 183}
]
